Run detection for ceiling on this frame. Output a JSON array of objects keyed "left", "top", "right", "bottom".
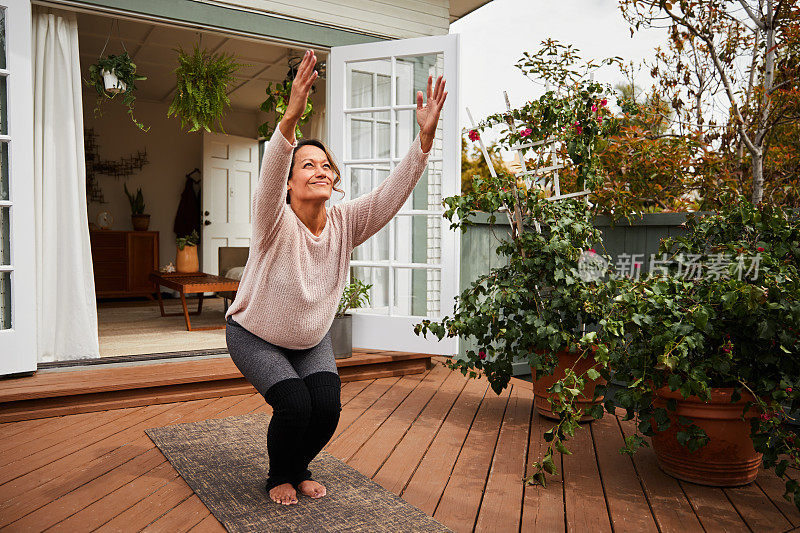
[
  {"left": 449, "top": 0, "right": 494, "bottom": 22},
  {"left": 77, "top": 11, "right": 323, "bottom": 112}
]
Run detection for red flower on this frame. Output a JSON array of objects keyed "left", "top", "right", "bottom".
[
  {"left": 601, "top": 98, "right": 608, "bottom": 107},
  {"left": 520, "top": 128, "right": 532, "bottom": 137},
  {"left": 468, "top": 130, "right": 480, "bottom": 141},
  {"left": 591, "top": 104, "right": 598, "bottom": 112},
  {"left": 757, "top": 246, "right": 765, "bottom": 252},
  {"left": 587, "top": 248, "right": 596, "bottom": 254},
  {"left": 788, "top": 387, "right": 794, "bottom": 393},
  {"left": 479, "top": 350, "right": 486, "bottom": 360}
]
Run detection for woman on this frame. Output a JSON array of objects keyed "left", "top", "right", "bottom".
[{"left": 225, "top": 49, "right": 447, "bottom": 506}]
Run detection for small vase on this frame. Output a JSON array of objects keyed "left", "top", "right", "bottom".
[
  {"left": 131, "top": 214, "right": 150, "bottom": 231},
  {"left": 651, "top": 387, "right": 762, "bottom": 486},
  {"left": 176, "top": 245, "right": 199, "bottom": 273},
  {"left": 102, "top": 69, "right": 127, "bottom": 94},
  {"left": 331, "top": 314, "right": 353, "bottom": 359},
  {"left": 531, "top": 346, "right": 605, "bottom": 422}
]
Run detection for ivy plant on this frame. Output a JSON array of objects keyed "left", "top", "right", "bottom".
[
  {"left": 168, "top": 45, "right": 243, "bottom": 133},
  {"left": 257, "top": 78, "right": 313, "bottom": 140}
]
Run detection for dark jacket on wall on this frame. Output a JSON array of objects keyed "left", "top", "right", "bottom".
[{"left": 173, "top": 176, "right": 201, "bottom": 238}]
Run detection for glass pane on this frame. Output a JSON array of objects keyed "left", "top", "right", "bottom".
[
  {"left": 348, "top": 165, "right": 390, "bottom": 200},
  {"left": 0, "top": 271, "right": 9, "bottom": 329},
  {"left": 392, "top": 267, "right": 440, "bottom": 317},
  {"left": 0, "top": 9, "right": 6, "bottom": 70},
  {"left": 376, "top": 74, "right": 390, "bottom": 106},
  {"left": 393, "top": 214, "right": 442, "bottom": 265},
  {"left": 349, "top": 113, "right": 373, "bottom": 159},
  {"left": 0, "top": 206, "right": 8, "bottom": 265},
  {"left": 395, "top": 54, "right": 443, "bottom": 106},
  {"left": 351, "top": 222, "right": 389, "bottom": 262},
  {"left": 0, "top": 76, "right": 6, "bottom": 135},
  {"left": 396, "top": 110, "right": 419, "bottom": 157},
  {"left": 349, "top": 70, "right": 372, "bottom": 108},
  {"left": 349, "top": 266, "right": 389, "bottom": 315},
  {"left": 0, "top": 142, "right": 7, "bottom": 201}
]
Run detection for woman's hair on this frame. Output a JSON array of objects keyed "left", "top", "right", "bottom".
[{"left": 286, "top": 139, "right": 344, "bottom": 204}]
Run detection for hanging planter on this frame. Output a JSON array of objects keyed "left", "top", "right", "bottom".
[
  {"left": 168, "top": 45, "right": 243, "bottom": 133},
  {"left": 85, "top": 51, "right": 148, "bottom": 132}
]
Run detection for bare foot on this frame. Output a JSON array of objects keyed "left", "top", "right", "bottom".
[
  {"left": 269, "top": 483, "right": 298, "bottom": 505},
  {"left": 297, "top": 479, "right": 326, "bottom": 498}
]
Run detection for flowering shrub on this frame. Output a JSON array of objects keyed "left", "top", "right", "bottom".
[{"left": 600, "top": 196, "right": 800, "bottom": 508}]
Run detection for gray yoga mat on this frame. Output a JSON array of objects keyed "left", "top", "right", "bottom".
[{"left": 145, "top": 413, "right": 452, "bottom": 532}]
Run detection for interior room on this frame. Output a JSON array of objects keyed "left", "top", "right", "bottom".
[{"left": 75, "top": 11, "right": 327, "bottom": 359}]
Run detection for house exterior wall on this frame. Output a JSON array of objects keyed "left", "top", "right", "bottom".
[{"left": 200, "top": 0, "right": 451, "bottom": 38}]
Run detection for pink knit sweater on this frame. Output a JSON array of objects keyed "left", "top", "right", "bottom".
[{"left": 225, "top": 127, "right": 430, "bottom": 349}]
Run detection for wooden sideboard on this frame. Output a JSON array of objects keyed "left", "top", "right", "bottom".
[{"left": 90, "top": 230, "right": 159, "bottom": 298}]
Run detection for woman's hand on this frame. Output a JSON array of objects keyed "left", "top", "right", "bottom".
[
  {"left": 279, "top": 50, "right": 318, "bottom": 144},
  {"left": 416, "top": 75, "right": 447, "bottom": 153}
]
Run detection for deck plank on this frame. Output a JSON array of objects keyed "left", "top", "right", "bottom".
[
  {"left": 187, "top": 513, "right": 227, "bottom": 532},
  {"left": 521, "top": 407, "right": 565, "bottom": 532},
  {"left": 0, "top": 395, "right": 249, "bottom": 527},
  {"left": 347, "top": 364, "right": 451, "bottom": 477},
  {"left": 474, "top": 383, "right": 532, "bottom": 533},
  {"left": 327, "top": 372, "right": 427, "bottom": 462},
  {"left": 616, "top": 416, "right": 704, "bottom": 531},
  {"left": 680, "top": 481, "right": 750, "bottom": 532},
  {"left": 141, "top": 494, "right": 211, "bottom": 532},
  {"left": 562, "top": 417, "right": 613, "bottom": 532},
  {"left": 329, "top": 376, "right": 401, "bottom": 442},
  {"left": 433, "top": 383, "right": 511, "bottom": 532},
  {"left": 591, "top": 413, "right": 658, "bottom": 532},
  {"left": 725, "top": 482, "right": 793, "bottom": 532},
  {"left": 372, "top": 370, "right": 468, "bottom": 495},
  {"left": 757, "top": 469, "right": 800, "bottom": 527},
  {"left": 401, "top": 376, "right": 489, "bottom": 516},
  {"left": 94, "top": 475, "right": 195, "bottom": 532},
  {"left": 0, "top": 417, "right": 51, "bottom": 439}
]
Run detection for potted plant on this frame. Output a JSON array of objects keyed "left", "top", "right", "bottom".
[
  {"left": 331, "top": 278, "right": 372, "bottom": 359},
  {"left": 123, "top": 183, "right": 149, "bottom": 231},
  {"left": 257, "top": 56, "right": 314, "bottom": 140},
  {"left": 597, "top": 196, "right": 800, "bottom": 503},
  {"left": 175, "top": 230, "right": 200, "bottom": 273},
  {"left": 168, "top": 45, "right": 243, "bottom": 133},
  {"left": 84, "top": 52, "right": 148, "bottom": 132}
]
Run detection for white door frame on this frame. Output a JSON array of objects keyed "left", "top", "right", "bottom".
[
  {"left": 0, "top": 0, "right": 36, "bottom": 374},
  {"left": 328, "top": 34, "right": 460, "bottom": 356}
]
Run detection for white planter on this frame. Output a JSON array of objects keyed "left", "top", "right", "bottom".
[{"left": 102, "top": 69, "right": 127, "bottom": 94}]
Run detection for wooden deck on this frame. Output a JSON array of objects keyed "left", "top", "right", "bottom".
[{"left": 0, "top": 358, "right": 796, "bottom": 532}]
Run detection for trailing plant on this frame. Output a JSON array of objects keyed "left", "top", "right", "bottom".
[
  {"left": 336, "top": 278, "right": 373, "bottom": 317},
  {"left": 258, "top": 75, "right": 313, "bottom": 140},
  {"left": 168, "top": 45, "right": 243, "bottom": 133},
  {"left": 123, "top": 183, "right": 145, "bottom": 215},
  {"left": 176, "top": 230, "right": 199, "bottom": 250},
  {"left": 599, "top": 195, "right": 800, "bottom": 509},
  {"left": 84, "top": 52, "right": 148, "bottom": 131}
]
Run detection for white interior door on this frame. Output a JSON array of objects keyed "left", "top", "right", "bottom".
[
  {"left": 0, "top": 0, "right": 36, "bottom": 374},
  {"left": 201, "top": 132, "right": 260, "bottom": 276},
  {"left": 328, "top": 34, "right": 460, "bottom": 356}
]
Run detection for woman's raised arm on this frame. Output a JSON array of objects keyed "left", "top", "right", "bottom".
[{"left": 251, "top": 50, "right": 318, "bottom": 250}]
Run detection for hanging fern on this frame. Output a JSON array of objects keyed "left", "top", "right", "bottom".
[{"left": 168, "top": 45, "right": 243, "bottom": 133}]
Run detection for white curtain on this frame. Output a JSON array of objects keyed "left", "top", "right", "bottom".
[{"left": 33, "top": 8, "right": 99, "bottom": 362}]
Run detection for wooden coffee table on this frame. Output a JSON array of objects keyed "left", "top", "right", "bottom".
[{"left": 150, "top": 272, "right": 240, "bottom": 331}]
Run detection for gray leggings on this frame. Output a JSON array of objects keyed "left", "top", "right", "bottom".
[{"left": 225, "top": 316, "right": 338, "bottom": 396}]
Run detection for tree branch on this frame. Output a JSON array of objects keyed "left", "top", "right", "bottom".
[{"left": 737, "top": 0, "right": 766, "bottom": 30}]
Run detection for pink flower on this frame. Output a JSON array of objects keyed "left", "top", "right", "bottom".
[
  {"left": 757, "top": 246, "right": 765, "bottom": 252},
  {"left": 520, "top": 128, "right": 532, "bottom": 137},
  {"left": 591, "top": 104, "right": 598, "bottom": 112},
  {"left": 601, "top": 98, "right": 608, "bottom": 107},
  {"left": 587, "top": 248, "right": 596, "bottom": 254},
  {"left": 479, "top": 350, "right": 486, "bottom": 360},
  {"left": 574, "top": 123, "right": 583, "bottom": 134},
  {"left": 788, "top": 387, "right": 794, "bottom": 393},
  {"left": 597, "top": 116, "right": 603, "bottom": 125},
  {"left": 468, "top": 130, "right": 480, "bottom": 141}
]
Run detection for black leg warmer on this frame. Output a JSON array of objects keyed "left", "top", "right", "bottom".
[
  {"left": 262, "top": 378, "right": 312, "bottom": 492},
  {"left": 292, "top": 371, "right": 342, "bottom": 486}
]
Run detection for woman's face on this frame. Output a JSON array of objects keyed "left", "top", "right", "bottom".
[{"left": 288, "top": 145, "right": 334, "bottom": 204}]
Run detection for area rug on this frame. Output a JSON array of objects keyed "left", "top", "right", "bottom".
[{"left": 145, "top": 414, "right": 452, "bottom": 532}]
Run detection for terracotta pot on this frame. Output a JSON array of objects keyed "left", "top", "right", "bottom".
[
  {"left": 176, "top": 245, "right": 199, "bottom": 273},
  {"left": 531, "top": 346, "right": 605, "bottom": 422},
  {"left": 651, "top": 387, "right": 762, "bottom": 486},
  {"left": 131, "top": 214, "right": 150, "bottom": 231}
]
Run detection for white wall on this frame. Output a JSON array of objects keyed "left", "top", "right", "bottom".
[
  {"left": 83, "top": 92, "right": 260, "bottom": 272},
  {"left": 204, "top": 0, "right": 450, "bottom": 38}
]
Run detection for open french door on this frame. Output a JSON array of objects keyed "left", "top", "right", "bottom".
[
  {"left": 327, "top": 34, "right": 460, "bottom": 355},
  {"left": 0, "top": 0, "right": 36, "bottom": 374}
]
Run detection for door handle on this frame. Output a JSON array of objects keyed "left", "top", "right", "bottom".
[
  {"left": 204, "top": 210, "right": 210, "bottom": 216},
  {"left": 204, "top": 220, "right": 211, "bottom": 226}
]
